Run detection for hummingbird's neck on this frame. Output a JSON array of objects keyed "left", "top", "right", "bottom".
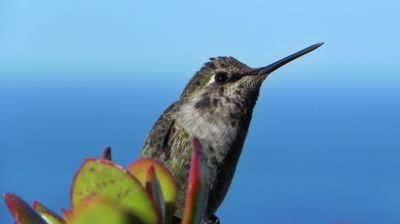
[{"left": 176, "top": 90, "right": 259, "bottom": 162}]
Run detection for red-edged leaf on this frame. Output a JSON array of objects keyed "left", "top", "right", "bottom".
[
  {"left": 33, "top": 201, "right": 64, "bottom": 224},
  {"left": 128, "top": 158, "right": 177, "bottom": 223},
  {"left": 61, "top": 209, "right": 72, "bottom": 222},
  {"left": 70, "top": 158, "right": 158, "bottom": 224},
  {"left": 145, "top": 166, "right": 166, "bottom": 224},
  {"left": 3, "top": 193, "right": 47, "bottom": 224},
  {"left": 181, "top": 137, "right": 209, "bottom": 224}
]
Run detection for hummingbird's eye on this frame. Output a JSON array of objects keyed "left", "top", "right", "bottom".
[{"left": 214, "top": 72, "right": 228, "bottom": 84}]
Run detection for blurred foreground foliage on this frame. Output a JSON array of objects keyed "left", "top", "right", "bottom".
[{"left": 4, "top": 138, "right": 209, "bottom": 224}]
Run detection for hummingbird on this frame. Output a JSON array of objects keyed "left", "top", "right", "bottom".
[{"left": 140, "top": 43, "right": 323, "bottom": 222}]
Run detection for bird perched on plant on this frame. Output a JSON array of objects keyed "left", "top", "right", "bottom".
[{"left": 140, "top": 43, "right": 323, "bottom": 222}]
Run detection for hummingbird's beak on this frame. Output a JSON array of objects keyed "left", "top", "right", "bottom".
[{"left": 257, "top": 43, "right": 323, "bottom": 76}]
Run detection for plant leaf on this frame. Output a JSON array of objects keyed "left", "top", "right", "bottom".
[
  {"left": 62, "top": 209, "right": 72, "bottom": 222},
  {"left": 101, "top": 147, "right": 112, "bottom": 161},
  {"left": 128, "top": 158, "right": 177, "bottom": 223},
  {"left": 68, "top": 196, "right": 131, "bottom": 224},
  {"left": 3, "top": 193, "right": 47, "bottom": 224},
  {"left": 145, "top": 166, "right": 166, "bottom": 224},
  {"left": 70, "top": 158, "right": 158, "bottom": 224},
  {"left": 181, "top": 138, "right": 209, "bottom": 224},
  {"left": 33, "top": 201, "right": 65, "bottom": 224}
]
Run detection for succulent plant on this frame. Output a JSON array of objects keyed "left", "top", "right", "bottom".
[{"left": 3, "top": 137, "right": 209, "bottom": 224}]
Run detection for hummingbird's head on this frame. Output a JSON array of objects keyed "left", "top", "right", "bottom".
[
  {"left": 180, "top": 57, "right": 263, "bottom": 116},
  {"left": 179, "top": 43, "right": 323, "bottom": 125}
]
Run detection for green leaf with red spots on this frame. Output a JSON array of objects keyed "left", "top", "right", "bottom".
[
  {"left": 33, "top": 201, "right": 65, "bottom": 224},
  {"left": 70, "top": 159, "right": 158, "bottom": 224},
  {"left": 3, "top": 193, "right": 47, "bottom": 224},
  {"left": 128, "top": 158, "right": 177, "bottom": 223},
  {"left": 181, "top": 138, "right": 209, "bottom": 224},
  {"left": 68, "top": 196, "right": 132, "bottom": 224}
]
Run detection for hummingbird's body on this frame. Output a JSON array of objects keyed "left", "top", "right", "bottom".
[{"left": 140, "top": 43, "right": 323, "bottom": 221}]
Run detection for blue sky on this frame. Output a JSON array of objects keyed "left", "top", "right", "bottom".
[
  {"left": 1, "top": 0, "right": 399, "bottom": 74},
  {"left": 1, "top": 0, "right": 400, "bottom": 223}
]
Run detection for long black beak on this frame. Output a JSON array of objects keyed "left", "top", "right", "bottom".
[{"left": 257, "top": 43, "right": 323, "bottom": 75}]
